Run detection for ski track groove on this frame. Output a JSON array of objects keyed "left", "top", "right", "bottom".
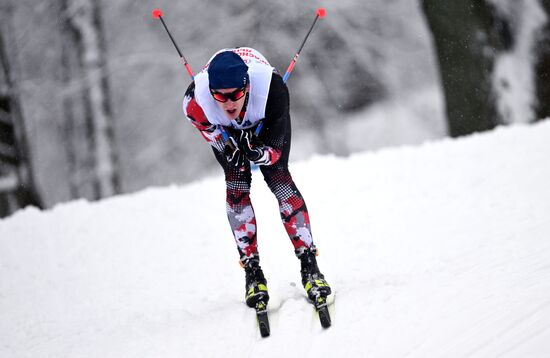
[{"left": 461, "top": 300, "right": 550, "bottom": 358}]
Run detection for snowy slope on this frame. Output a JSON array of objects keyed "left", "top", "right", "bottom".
[{"left": 1, "top": 121, "right": 550, "bottom": 357}]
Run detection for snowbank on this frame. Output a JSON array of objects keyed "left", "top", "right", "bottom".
[{"left": 1, "top": 120, "right": 550, "bottom": 357}]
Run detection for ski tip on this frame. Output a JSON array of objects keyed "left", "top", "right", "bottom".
[
  {"left": 260, "top": 329, "right": 270, "bottom": 337},
  {"left": 316, "top": 299, "right": 331, "bottom": 329},
  {"left": 259, "top": 321, "right": 270, "bottom": 337},
  {"left": 256, "top": 307, "right": 271, "bottom": 337},
  {"left": 319, "top": 308, "right": 331, "bottom": 328},
  {"left": 152, "top": 8, "right": 163, "bottom": 19},
  {"left": 316, "top": 8, "right": 327, "bottom": 18}
]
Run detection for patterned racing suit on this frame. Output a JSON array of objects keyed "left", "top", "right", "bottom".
[{"left": 184, "top": 73, "right": 314, "bottom": 260}]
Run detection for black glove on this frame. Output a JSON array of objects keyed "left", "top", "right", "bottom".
[
  {"left": 224, "top": 136, "right": 246, "bottom": 167},
  {"left": 238, "top": 130, "right": 266, "bottom": 162}
]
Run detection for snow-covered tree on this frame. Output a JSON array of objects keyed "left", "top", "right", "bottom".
[{"left": 60, "top": 0, "right": 120, "bottom": 200}]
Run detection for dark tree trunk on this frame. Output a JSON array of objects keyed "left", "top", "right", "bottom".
[
  {"left": 535, "top": 0, "right": 550, "bottom": 120},
  {"left": 0, "top": 1, "right": 43, "bottom": 217},
  {"left": 421, "top": 0, "right": 506, "bottom": 137}
]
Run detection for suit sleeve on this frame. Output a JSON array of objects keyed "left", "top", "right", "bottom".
[{"left": 183, "top": 82, "right": 225, "bottom": 152}]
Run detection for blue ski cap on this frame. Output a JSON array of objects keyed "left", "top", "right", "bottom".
[{"left": 208, "top": 51, "right": 249, "bottom": 89}]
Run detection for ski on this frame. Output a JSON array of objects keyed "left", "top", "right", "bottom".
[
  {"left": 313, "top": 295, "right": 331, "bottom": 328},
  {"left": 255, "top": 300, "right": 270, "bottom": 337}
]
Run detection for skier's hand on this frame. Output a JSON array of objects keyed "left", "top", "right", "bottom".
[
  {"left": 238, "top": 130, "right": 266, "bottom": 162},
  {"left": 224, "top": 136, "right": 246, "bottom": 167}
]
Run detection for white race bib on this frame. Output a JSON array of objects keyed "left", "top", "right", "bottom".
[{"left": 194, "top": 47, "right": 274, "bottom": 129}]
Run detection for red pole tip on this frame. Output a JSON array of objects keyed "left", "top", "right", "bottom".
[
  {"left": 152, "top": 9, "right": 163, "bottom": 19},
  {"left": 316, "top": 8, "right": 326, "bottom": 18}
]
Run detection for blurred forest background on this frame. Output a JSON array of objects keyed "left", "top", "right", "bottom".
[{"left": 0, "top": 0, "right": 549, "bottom": 217}]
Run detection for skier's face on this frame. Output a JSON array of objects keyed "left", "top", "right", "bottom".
[{"left": 211, "top": 85, "right": 249, "bottom": 120}]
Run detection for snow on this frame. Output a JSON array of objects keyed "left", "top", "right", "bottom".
[{"left": 2, "top": 119, "right": 550, "bottom": 357}]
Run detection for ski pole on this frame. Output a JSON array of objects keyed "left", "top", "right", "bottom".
[
  {"left": 254, "top": 8, "right": 327, "bottom": 136},
  {"left": 282, "top": 7, "right": 327, "bottom": 83},
  {"left": 152, "top": 9, "right": 194, "bottom": 80},
  {"left": 152, "top": 9, "right": 231, "bottom": 141}
]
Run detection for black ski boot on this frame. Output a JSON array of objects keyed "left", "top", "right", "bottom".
[
  {"left": 296, "top": 246, "right": 331, "bottom": 301},
  {"left": 242, "top": 255, "right": 269, "bottom": 308}
]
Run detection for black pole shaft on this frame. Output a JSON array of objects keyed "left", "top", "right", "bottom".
[
  {"left": 158, "top": 16, "right": 186, "bottom": 61},
  {"left": 295, "top": 15, "right": 320, "bottom": 56},
  {"left": 155, "top": 14, "right": 195, "bottom": 79}
]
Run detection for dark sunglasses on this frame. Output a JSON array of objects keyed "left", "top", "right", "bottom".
[{"left": 210, "top": 87, "right": 247, "bottom": 103}]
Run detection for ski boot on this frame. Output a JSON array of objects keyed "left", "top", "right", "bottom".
[
  {"left": 242, "top": 255, "right": 271, "bottom": 337},
  {"left": 296, "top": 246, "right": 332, "bottom": 328},
  {"left": 242, "top": 255, "right": 269, "bottom": 308},
  {"left": 296, "top": 246, "right": 331, "bottom": 300}
]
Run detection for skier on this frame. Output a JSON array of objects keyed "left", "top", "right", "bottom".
[{"left": 183, "top": 47, "right": 331, "bottom": 309}]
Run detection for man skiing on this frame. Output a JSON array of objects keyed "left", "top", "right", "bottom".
[{"left": 183, "top": 47, "right": 331, "bottom": 309}]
